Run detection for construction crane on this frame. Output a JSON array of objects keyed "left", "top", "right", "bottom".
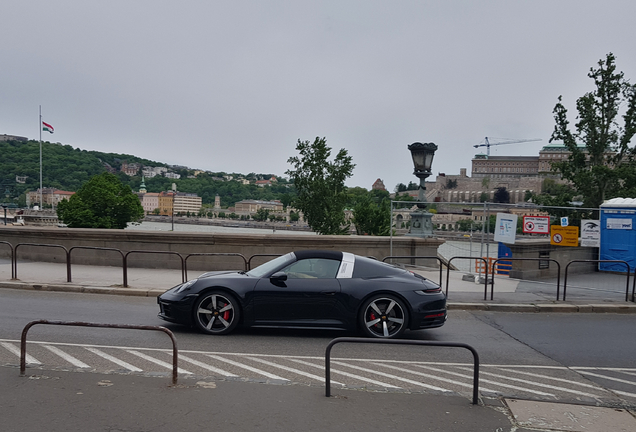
[{"left": 473, "top": 137, "right": 542, "bottom": 157}]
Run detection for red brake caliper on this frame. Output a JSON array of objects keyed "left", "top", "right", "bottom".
[
  {"left": 370, "top": 312, "right": 377, "bottom": 327},
  {"left": 223, "top": 303, "right": 230, "bottom": 320}
]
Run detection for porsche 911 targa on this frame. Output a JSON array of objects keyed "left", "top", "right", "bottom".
[{"left": 157, "top": 250, "right": 446, "bottom": 338}]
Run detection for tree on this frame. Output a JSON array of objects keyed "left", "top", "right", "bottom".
[
  {"left": 550, "top": 53, "right": 636, "bottom": 208},
  {"left": 57, "top": 172, "right": 144, "bottom": 229},
  {"left": 493, "top": 187, "right": 510, "bottom": 203},
  {"left": 253, "top": 208, "right": 270, "bottom": 221},
  {"left": 351, "top": 195, "right": 391, "bottom": 236},
  {"left": 286, "top": 137, "right": 355, "bottom": 235}
]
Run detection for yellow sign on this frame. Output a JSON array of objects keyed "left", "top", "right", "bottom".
[{"left": 550, "top": 226, "right": 579, "bottom": 247}]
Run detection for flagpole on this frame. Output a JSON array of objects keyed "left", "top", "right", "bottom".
[{"left": 39, "top": 105, "right": 43, "bottom": 209}]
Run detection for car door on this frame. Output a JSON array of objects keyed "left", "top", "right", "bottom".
[{"left": 252, "top": 258, "right": 344, "bottom": 327}]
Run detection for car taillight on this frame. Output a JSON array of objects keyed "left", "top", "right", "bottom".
[{"left": 424, "top": 287, "right": 442, "bottom": 293}]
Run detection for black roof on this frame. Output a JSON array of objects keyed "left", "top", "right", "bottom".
[{"left": 293, "top": 250, "right": 344, "bottom": 261}]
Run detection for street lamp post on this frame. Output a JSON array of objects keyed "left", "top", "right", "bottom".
[{"left": 406, "top": 142, "right": 438, "bottom": 238}]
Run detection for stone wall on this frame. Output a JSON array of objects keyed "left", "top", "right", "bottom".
[{"left": 0, "top": 226, "right": 444, "bottom": 271}]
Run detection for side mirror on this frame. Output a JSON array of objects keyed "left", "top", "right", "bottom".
[{"left": 270, "top": 272, "right": 288, "bottom": 284}]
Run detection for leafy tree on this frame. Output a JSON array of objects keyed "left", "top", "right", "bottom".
[
  {"left": 351, "top": 195, "right": 391, "bottom": 236},
  {"left": 289, "top": 211, "right": 300, "bottom": 222},
  {"left": 550, "top": 53, "right": 636, "bottom": 208},
  {"left": 493, "top": 187, "right": 510, "bottom": 203},
  {"left": 57, "top": 172, "right": 144, "bottom": 228},
  {"left": 445, "top": 179, "right": 458, "bottom": 189},
  {"left": 395, "top": 183, "right": 407, "bottom": 193},
  {"left": 253, "top": 208, "right": 270, "bottom": 221},
  {"left": 479, "top": 192, "right": 489, "bottom": 202},
  {"left": 286, "top": 137, "right": 355, "bottom": 235}
]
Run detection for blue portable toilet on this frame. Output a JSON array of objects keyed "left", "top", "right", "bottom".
[
  {"left": 497, "top": 242, "right": 512, "bottom": 275},
  {"left": 599, "top": 198, "right": 636, "bottom": 272}
]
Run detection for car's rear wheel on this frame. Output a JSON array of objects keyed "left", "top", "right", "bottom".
[
  {"left": 194, "top": 291, "right": 240, "bottom": 335},
  {"left": 359, "top": 295, "right": 408, "bottom": 338}
]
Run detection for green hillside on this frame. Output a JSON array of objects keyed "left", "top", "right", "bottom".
[{"left": 0, "top": 139, "right": 293, "bottom": 208}]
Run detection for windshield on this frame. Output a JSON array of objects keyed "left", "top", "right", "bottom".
[{"left": 246, "top": 252, "right": 296, "bottom": 278}]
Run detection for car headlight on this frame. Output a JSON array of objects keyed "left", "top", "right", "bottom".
[{"left": 173, "top": 280, "right": 196, "bottom": 294}]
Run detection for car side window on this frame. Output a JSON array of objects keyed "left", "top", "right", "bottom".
[{"left": 281, "top": 258, "right": 340, "bottom": 279}]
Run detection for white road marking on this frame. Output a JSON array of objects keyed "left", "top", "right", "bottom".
[
  {"left": 574, "top": 370, "right": 636, "bottom": 387},
  {"left": 331, "top": 360, "right": 452, "bottom": 393},
  {"left": 43, "top": 345, "right": 90, "bottom": 368},
  {"left": 287, "top": 358, "right": 401, "bottom": 389},
  {"left": 374, "top": 362, "right": 499, "bottom": 393},
  {"left": 84, "top": 347, "right": 142, "bottom": 372},
  {"left": 0, "top": 342, "right": 41, "bottom": 365},
  {"left": 127, "top": 350, "right": 192, "bottom": 374},
  {"left": 179, "top": 354, "right": 237, "bottom": 377},
  {"left": 493, "top": 366, "right": 603, "bottom": 390},
  {"left": 206, "top": 354, "right": 288, "bottom": 381},
  {"left": 246, "top": 356, "right": 344, "bottom": 386},
  {"left": 413, "top": 364, "right": 556, "bottom": 397},
  {"left": 455, "top": 366, "right": 600, "bottom": 398},
  {"left": 611, "top": 389, "right": 636, "bottom": 399}
]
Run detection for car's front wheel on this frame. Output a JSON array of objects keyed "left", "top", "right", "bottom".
[
  {"left": 194, "top": 291, "right": 240, "bottom": 335},
  {"left": 359, "top": 295, "right": 409, "bottom": 338}
]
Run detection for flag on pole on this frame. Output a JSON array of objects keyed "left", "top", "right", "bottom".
[{"left": 42, "top": 121, "right": 54, "bottom": 134}]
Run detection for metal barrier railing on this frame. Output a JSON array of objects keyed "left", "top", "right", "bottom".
[
  {"left": 563, "top": 260, "right": 631, "bottom": 302},
  {"left": 382, "top": 256, "right": 445, "bottom": 287},
  {"left": 15, "top": 243, "right": 70, "bottom": 282},
  {"left": 124, "top": 250, "right": 185, "bottom": 287},
  {"left": 325, "top": 337, "right": 480, "bottom": 405},
  {"left": 491, "top": 258, "right": 562, "bottom": 300},
  {"left": 0, "top": 240, "right": 15, "bottom": 279},
  {"left": 68, "top": 246, "right": 125, "bottom": 285},
  {"left": 20, "top": 319, "right": 179, "bottom": 385},
  {"left": 446, "top": 256, "right": 490, "bottom": 300},
  {"left": 247, "top": 254, "right": 283, "bottom": 270},
  {"left": 184, "top": 253, "right": 248, "bottom": 280}
]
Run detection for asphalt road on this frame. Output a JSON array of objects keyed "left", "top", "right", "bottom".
[{"left": 1, "top": 288, "right": 635, "bottom": 408}]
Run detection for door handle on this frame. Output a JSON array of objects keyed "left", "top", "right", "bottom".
[{"left": 320, "top": 291, "right": 336, "bottom": 295}]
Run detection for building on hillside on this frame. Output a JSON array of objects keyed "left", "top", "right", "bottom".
[
  {"left": 121, "top": 162, "right": 141, "bottom": 176},
  {"left": 174, "top": 192, "right": 202, "bottom": 215},
  {"left": 0, "top": 134, "right": 28, "bottom": 142},
  {"left": 26, "top": 188, "right": 75, "bottom": 207},
  {"left": 164, "top": 172, "right": 181, "bottom": 179},
  {"left": 255, "top": 180, "right": 271, "bottom": 187},
  {"left": 372, "top": 179, "right": 386, "bottom": 191},
  {"left": 471, "top": 155, "right": 539, "bottom": 178},
  {"left": 234, "top": 199, "right": 284, "bottom": 213}
]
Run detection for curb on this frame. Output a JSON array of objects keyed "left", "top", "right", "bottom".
[{"left": 2, "top": 282, "right": 636, "bottom": 313}]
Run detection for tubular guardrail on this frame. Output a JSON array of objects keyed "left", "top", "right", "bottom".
[
  {"left": 382, "top": 256, "right": 445, "bottom": 287},
  {"left": 184, "top": 253, "right": 248, "bottom": 280},
  {"left": 247, "top": 254, "right": 283, "bottom": 270},
  {"left": 123, "top": 250, "right": 185, "bottom": 288},
  {"left": 563, "top": 260, "right": 631, "bottom": 302},
  {"left": 15, "top": 243, "right": 70, "bottom": 282},
  {"left": 491, "top": 258, "right": 562, "bottom": 300},
  {"left": 446, "top": 256, "right": 490, "bottom": 300},
  {"left": 20, "top": 320, "right": 179, "bottom": 385},
  {"left": 325, "top": 337, "right": 480, "bottom": 405},
  {"left": 68, "top": 246, "right": 125, "bottom": 285},
  {"left": 0, "top": 241, "right": 15, "bottom": 279}
]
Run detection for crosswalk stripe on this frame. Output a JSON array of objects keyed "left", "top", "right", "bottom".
[
  {"left": 43, "top": 345, "right": 90, "bottom": 368},
  {"left": 413, "top": 364, "right": 555, "bottom": 397},
  {"left": 127, "top": 350, "right": 192, "bottom": 374},
  {"left": 84, "top": 347, "right": 143, "bottom": 372},
  {"left": 493, "top": 366, "right": 602, "bottom": 390},
  {"left": 287, "top": 358, "right": 401, "bottom": 389},
  {"left": 374, "top": 362, "right": 498, "bottom": 393},
  {"left": 0, "top": 342, "right": 41, "bottom": 364},
  {"left": 455, "top": 366, "right": 600, "bottom": 398},
  {"left": 179, "top": 354, "right": 237, "bottom": 377},
  {"left": 575, "top": 370, "right": 636, "bottom": 387},
  {"left": 246, "top": 356, "right": 344, "bottom": 386},
  {"left": 332, "top": 360, "right": 452, "bottom": 392},
  {"left": 206, "top": 354, "right": 288, "bottom": 381}
]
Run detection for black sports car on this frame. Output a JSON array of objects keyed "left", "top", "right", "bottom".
[{"left": 157, "top": 250, "right": 446, "bottom": 338}]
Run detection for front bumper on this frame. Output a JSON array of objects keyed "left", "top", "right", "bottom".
[{"left": 157, "top": 292, "right": 198, "bottom": 327}]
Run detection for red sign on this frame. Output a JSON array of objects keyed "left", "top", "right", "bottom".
[{"left": 523, "top": 216, "right": 550, "bottom": 234}]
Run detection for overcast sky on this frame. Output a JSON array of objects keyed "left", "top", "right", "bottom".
[{"left": 2, "top": 1, "right": 635, "bottom": 190}]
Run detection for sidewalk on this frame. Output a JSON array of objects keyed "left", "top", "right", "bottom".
[{"left": 2, "top": 259, "right": 635, "bottom": 313}]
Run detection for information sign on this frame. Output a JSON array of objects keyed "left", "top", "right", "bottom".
[{"left": 522, "top": 216, "right": 550, "bottom": 234}]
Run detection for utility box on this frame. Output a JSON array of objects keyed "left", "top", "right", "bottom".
[{"left": 599, "top": 198, "right": 636, "bottom": 272}]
